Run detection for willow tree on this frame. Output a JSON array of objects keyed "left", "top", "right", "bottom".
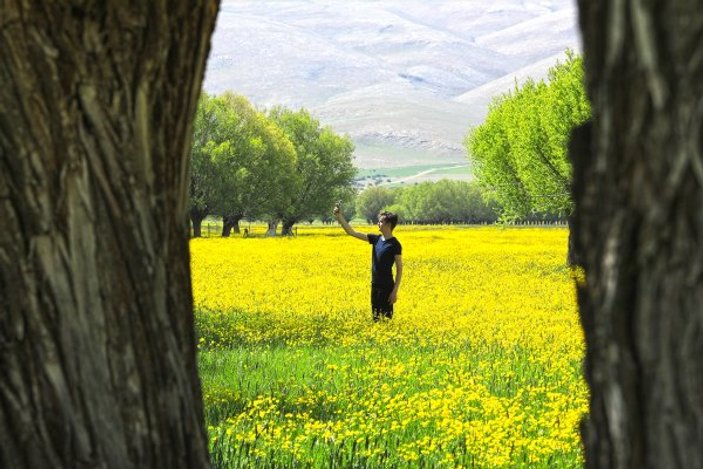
[
  {"left": 268, "top": 107, "right": 356, "bottom": 236},
  {"left": 573, "top": 1, "right": 703, "bottom": 467},
  {"left": 356, "top": 186, "right": 396, "bottom": 224},
  {"left": 468, "top": 54, "right": 590, "bottom": 218},
  {"left": 212, "top": 93, "right": 297, "bottom": 236},
  {"left": 0, "top": 2, "right": 219, "bottom": 467},
  {"left": 190, "top": 93, "right": 224, "bottom": 237}
]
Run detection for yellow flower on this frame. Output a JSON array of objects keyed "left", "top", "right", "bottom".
[{"left": 194, "top": 225, "right": 587, "bottom": 467}]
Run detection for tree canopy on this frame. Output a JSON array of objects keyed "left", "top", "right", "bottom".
[
  {"left": 189, "top": 95, "right": 356, "bottom": 235},
  {"left": 210, "top": 93, "right": 297, "bottom": 235},
  {"left": 267, "top": 107, "right": 357, "bottom": 235},
  {"left": 355, "top": 180, "right": 499, "bottom": 225},
  {"left": 356, "top": 186, "right": 396, "bottom": 223},
  {"left": 466, "top": 52, "right": 590, "bottom": 221},
  {"left": 189, "top": 93, "right": 222, "bottom": 233}
]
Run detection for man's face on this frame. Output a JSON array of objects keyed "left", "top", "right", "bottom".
[{"left": 378, "top": 216, "right": 388, "bottom": 231}]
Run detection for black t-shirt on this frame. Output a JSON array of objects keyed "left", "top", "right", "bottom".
[{"left": 368, "top": 234, "right": 402, "bottom": 286}]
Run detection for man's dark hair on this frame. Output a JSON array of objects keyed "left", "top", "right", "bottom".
[{"left": 378, "top": 211, "right": 398, "bottom": 229}]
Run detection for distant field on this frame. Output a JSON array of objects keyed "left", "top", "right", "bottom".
[
  {"left": 355, "top": 163, "right": 472, "bottom": 187},
  {"left": 356, "top": 163, "right": 466, "bottom": 178},
  {"left": 432, "top": 165, "right": 473, "bottom": 176}
]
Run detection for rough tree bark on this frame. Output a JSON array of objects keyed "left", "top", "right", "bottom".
[
  {"left": 281, "top": 219, "right": 297, "bottom": 236},
  {"left": 0, "top": 2, "right": 219, "bottom": 468},
  {"left": 221, "top": 214, "right": 242, "bottom": 237},
  {"left": 566, "top": 215, "right": 581, "bottom": 266},
  {"left": 573, "top": 1, "right": 703, "bottom": 467}
]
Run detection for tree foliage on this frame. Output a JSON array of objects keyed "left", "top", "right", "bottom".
[
  {"left": 466, "top": 52, "right": 590, "bottom": 220},
  {"left": 189, "top": 93, "right": 297, "bottom": 235},
  {"left": 356, "top": 186, "right": 396, "bottom": 223},
  {"left": 210, "top": 93, "right": 297, "bottom": 234},
  {"left": 398, "top": 180, "right": 499, "bottom": 224},
  {"left": 356, "top": 180, "right": 499, "bottom": 225},
  {"left": 189, "top": 93, "right": 222, "bottom": 234},
  {"left": 189, "top": 97, "right": 356, "bottom": 236},
  {"left": 268, "top": 107, "right": 357, "bottom": 234}
]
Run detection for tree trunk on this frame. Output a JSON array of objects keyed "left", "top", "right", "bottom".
[
  {"left": 281, "top": 219, "right": 296, "bottom": 236},
  {"left": 0, "top": 2, "right": 219, "bottom": 468},
  {"left": 565, "top": 215, "right": 577, "bottom": 268},
  {"left": 568, "top": 119, "right": 593, "bottom": 263},
  {"left": 221, "top": 215, "right": 242, "bottom": 237},
  {"left": 573, "top": 1, "right": 703, "bottom": 467},
  {"left": 266, "top": 220, "right": 279, "bottom": 237},
  {"left": 190, "top": 207, "right": 208, "bottom": 238}
]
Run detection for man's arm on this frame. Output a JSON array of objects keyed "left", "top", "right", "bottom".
[
  {"left": 389, "top": 255, "right": 403, "bottom": 304},
  {"left": 334, "top": 203, "right": 368, "bottom": 241}
]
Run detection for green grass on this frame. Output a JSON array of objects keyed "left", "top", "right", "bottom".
[
  {"left": 432, "top": 165, "right": 472, "bottom": 176},
  {"left": 199, "top": 342, "right": 578, "bottom": 424},
  {"left": 199, "top": 341, "right": 583, "bottom": 469},
  {"left": 196, "top": 295, "right": 585, "bottom": 468}
]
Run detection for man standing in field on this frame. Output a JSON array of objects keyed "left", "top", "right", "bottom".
[{"left": 333, "top": 203, "right": 403, "bottom": 321}]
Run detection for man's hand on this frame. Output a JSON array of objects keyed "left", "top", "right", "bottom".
[
  {"left": 389, "top": 290, "right": 398, "bottom": 304},
  {"left": 334, "top": 202, "right": 367, "bottom": 241}
]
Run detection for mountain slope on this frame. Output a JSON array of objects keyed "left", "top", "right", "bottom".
[{"left": 203, "top": 1, "right": 580, "bottom": 169}]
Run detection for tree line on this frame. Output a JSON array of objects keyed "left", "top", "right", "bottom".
[
  {"left": 466, "top": 51, "right": 590, "bottom": 222},
  {"left": 190, "top": 93, "right": 512, "bottom": 235},
  {"left": 189, "top": 86, "right": 577, "bottom": 233},
  {"left": 189, "top": 92, "right": 356, "bottom": 236},
  {"left": 354, "top": 180, "right": 500, "bottom": 225},
  {"left": 193, "top": 56, "right": 589, "bottom": 235}
]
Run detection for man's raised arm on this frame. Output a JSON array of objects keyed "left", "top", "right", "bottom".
[{"left": 333, "top": 203, "right": 368, "bottom": 241}]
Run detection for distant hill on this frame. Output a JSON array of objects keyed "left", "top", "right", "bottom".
[{"left": 203, "top": 0, "right": 580, "bottom": 173}]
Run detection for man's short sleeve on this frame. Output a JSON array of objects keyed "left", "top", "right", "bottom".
[
  {"left": 368, "top": 234, "right": 379, "bottom": 245},
  {"left": 395, "top": 240, "right": 402, "bottom": 256}
]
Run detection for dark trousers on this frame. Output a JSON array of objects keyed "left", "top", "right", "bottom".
[{"left": 371, "top": 283, "right": 394, "bottom": 321}]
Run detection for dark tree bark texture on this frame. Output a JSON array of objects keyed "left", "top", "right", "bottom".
[
  {"left": 190, "top": 207, "right": 208, "bottom": 238},
  {"left": 281, "top": 219, "right": 297, "bottom": 236},
  {"left": 221, "top": 214, "right": 242, "bottom": 237},
  {"left": 0, "top": 2, "right": 219, "bottom": 468},
  {"left": 573, "top": 1, "right": 703, "bottom": 467}
]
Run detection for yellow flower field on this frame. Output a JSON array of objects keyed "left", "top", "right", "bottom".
[{"left": 192, "top": 225, "right": 587, "bottom": 468}]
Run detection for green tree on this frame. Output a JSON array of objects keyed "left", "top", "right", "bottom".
[
  {"left": 190, "top": 93, "right": 227, "bottom": 237},
  {"left": 395, "top": 180, "right": 499, "bottom": 224},
  {"left": 212, "top": 93, "right": 296, "bottom": 236},
  {"left": 467, "top": 52, "right": 590, "bottom": 221},
  {"left": 356, "top": 186, "right": 396, "bottom": 223},
  {"left": 465, "top": 182, "right": 501, "bottom": 223},
  {"left": 268, "top": 107, "right": 357, "bottom": 235},
  {"left": 189, "top": 93, "right": 297, "bottom": 237}
]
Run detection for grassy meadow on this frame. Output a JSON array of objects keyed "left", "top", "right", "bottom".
[{"left": 191, "top": 225, "right": 587, "bottom": 468}]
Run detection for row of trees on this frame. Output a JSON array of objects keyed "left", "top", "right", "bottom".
[
  {"left": 355, "top": 180, "right": 500, "bottom": 224},
  {"left": 466, "top": 51, "right": 590, "bottom": 221},
  {"left": 189, "top": 93, "right": 356, "bottom": 236}
]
